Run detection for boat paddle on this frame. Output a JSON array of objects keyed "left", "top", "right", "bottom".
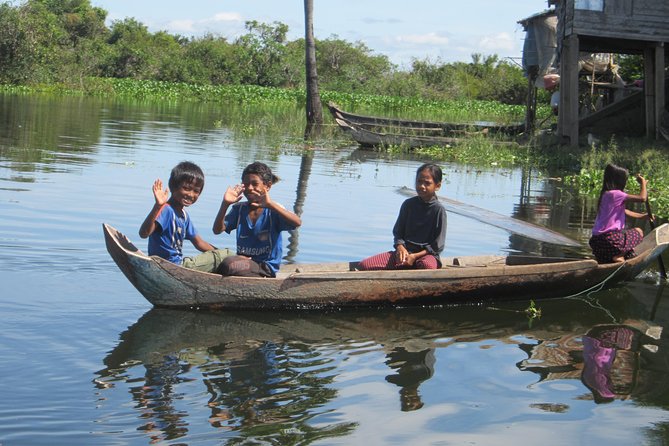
[
  {"left": 397, "top": 187, "right": 581, "bottom": 247},
  {"left": 645, "top": 198, "right": 667, "bottom": 279}
]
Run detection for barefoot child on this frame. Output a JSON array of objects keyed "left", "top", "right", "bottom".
[
  {"left": 212, "top": 162, "right": 302, "bottom": 277},
  {"left": 139, "top": 161, "right": 232, "bottom": 272},
  {"left": 589, "top": 163, "right": 651, "bottom": 263},
  {"left": 357, "top": 163, "right": 447, "bottom": 270}
]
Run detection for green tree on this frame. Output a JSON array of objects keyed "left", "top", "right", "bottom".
[
  {"left": 0, "top": 3, "right": 33, "bottom": 83},
  {"left": 179, "top": 34, "right": 239, "bottom": 85},
  {"left": 617, "top": 54, "right": 643, "bottom": 81},
  {"left": 234, "top": 20, "right": 290, "bottom": 87},
  {"left": 34, "top": 0, "right": 108, "bottom": 45},
  {"left": 150, "top": 30, "right": 184, "bottom": 80},
  {"left": 0, "top": 1, "right": 69, "bottom": 83},
  {"left": 316, "top": 36, "right": 394, "bottom": 93},
  {"left": 103, "top": 19, "right": 156, "bottom": 79},
  {"left": 409, "top": 54, "right": 526, "bottom": 104}
]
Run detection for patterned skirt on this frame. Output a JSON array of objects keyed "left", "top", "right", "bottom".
[{"left": 588, "top": 229, "right": 642, "bottom": 264}]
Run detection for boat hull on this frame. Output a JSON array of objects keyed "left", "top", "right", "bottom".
[
  {"left": 328, "top": 102, "right": 525, "bottom": 135},
  {"left": 104, "top": 223, "right": 669, "bottom": 310}
]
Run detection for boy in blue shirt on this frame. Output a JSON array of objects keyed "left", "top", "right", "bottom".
[
  {"left": 139, "top": 161, "right": 232, "bottom": 272},
  {"left": 212, "top": 162, "right": 301, "bottom": 277}
]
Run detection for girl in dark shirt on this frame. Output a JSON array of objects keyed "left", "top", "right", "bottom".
[{"left": 358, "top": 163, "right": 447, "bottom": 270}]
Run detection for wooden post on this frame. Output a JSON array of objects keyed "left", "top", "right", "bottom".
[
  {"left": 654, "top": 43, "right": 665, "bottom": 139},
  {"left": 525, "top": 70, "right": 537, "bottom": 135},
  {"left": 644, "top": 47, "right": 657, "bottom": 138},
  {"left": 558, "top": 34, "right": 580, "bottom": 146},
  {"left": 644, "top": 43, "right": 665, "bottom": 139}
]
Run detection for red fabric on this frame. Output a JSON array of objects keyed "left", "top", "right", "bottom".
[{"left": 357, "top": 251, "right": 439, "bottom": 271}]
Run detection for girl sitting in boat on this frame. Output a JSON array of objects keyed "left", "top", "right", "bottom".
[
  {"left": 213, "top": 162, "right": 302, "bottom": 277},
  {"left": 357, "top": 163, "right": 447, "bottom": 271},
  {"left": 589, "top": 163, "right": 650, "bottom": 263}
]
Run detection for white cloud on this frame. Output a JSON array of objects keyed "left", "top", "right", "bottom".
[
  {"left": 395, "top": 32, "right": 450, "bottom": 46},
  {"left": 211, "top": 12, "right": 243, "bottom": 23},
  {"left": 166, "top": 19, "right": 196, "bottom": 33},
  {"left": 478, "top": 32, "right": 516, "bottom": 52},
  {"left": 162, "top": 12, "right": 245, "bottom": 37}
]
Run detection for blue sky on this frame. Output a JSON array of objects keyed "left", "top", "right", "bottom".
[{"left": 92, "top": 1, "right": 548, "bottom": 68}]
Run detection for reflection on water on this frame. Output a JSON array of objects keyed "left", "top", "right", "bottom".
[
  {"left": 518, "top": 320, "right": 663, "bottom": 405},
  {"left": 3, "top": 93, "right": 669, "bottom": 444},
  {"left": 94, "top": 296, "right": 669, "bottom": 443},
  {"left": 0, "top": 93, "right": 326, "bottom": 181},
  {"left": 385, "top": 347, "right": 435, "bottom": 411}
]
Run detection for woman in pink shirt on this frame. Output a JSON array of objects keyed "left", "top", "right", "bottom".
[{"left": 589, "top": 164, "right": 650, "bottom": 263}]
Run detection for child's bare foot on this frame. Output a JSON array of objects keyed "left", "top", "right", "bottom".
[{"left": 612, "top": 256, "right": 624, "bottom": 263}]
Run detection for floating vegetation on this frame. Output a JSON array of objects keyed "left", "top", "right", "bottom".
[
  {"left": 563, "top": 139, "right": 669, "bottom": 218},
  {"left": 0, "top": 77, "right": 532, "bottom": 125}
]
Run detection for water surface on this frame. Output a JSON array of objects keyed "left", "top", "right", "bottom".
[{"left": 1, "top": 93, "right": 668, "bottom": 445}]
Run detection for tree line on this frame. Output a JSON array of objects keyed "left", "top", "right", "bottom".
[{"left": 0, "top": 0, "right": 530, "bottom": 104}]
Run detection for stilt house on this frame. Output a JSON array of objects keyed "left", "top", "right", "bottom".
[{"left": 521, "top": 0, "right": 669, "bottom": 145}]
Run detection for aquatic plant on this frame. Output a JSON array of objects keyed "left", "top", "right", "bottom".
[
  {"left": 563, "top": 138, "right": 669, "bottom": 218},
  {"left": 0, "top": 78, "right": 532, "bottom": 124}
]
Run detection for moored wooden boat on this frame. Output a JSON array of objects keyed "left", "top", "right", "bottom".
[
  {"left": 327, "top": 102, "right": 526, "bottom": 136},
  {"left": 103, "top": 222, "right": 669, "bottom": 310},
  {"left": 334, "top": 117, "right": 465, "bottom": 148}
]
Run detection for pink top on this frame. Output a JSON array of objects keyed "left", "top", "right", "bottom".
[{"left": 592, "top": 189, "right": 627, "bottom": 235}]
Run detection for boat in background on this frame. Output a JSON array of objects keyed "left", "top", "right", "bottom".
[
  {"left": 327, "top": 102, "right": 526, "bottom": 136},
  {"left": 104, "top": 223, "right": 669, "bottom": 310},
  {"left": 334, "top": 117, "right": 467, "bottom": 149}
]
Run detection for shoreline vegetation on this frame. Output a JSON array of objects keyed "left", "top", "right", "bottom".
[
  {"left": 2, "top": 78, "right": 667, "bottom": 218},
  {"left": 1, "top": 0, "right": 666, "bottom": 217}
]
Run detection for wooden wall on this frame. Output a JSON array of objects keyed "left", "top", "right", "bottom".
[
  {"left": 548, "top": 0, "right": 669, "bottom": 145},
  {"left": 561, "top": 0, "right": 669, "bottom": 43}
]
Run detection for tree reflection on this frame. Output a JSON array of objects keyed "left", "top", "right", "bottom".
[
  {"left": 95, "top": 310, "right": 357, "bottom": 444},
  {"left": 285, "top": 146, "right": 314, "bottom": 261},
  {"left": 94, "top": 299, "right": 669, "bottom": 443},
  {"left": 510, "top": 165, "right": 588, "bottom": 257},
  {"left": 0, "top": 94, "right": 103, "bottom": 177}
]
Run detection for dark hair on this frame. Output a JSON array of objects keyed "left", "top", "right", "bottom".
[
  {"left": 168, "top": 161, "right": 205, "bottom": 191},
  {"left": 242, "top": 162, "right": 279, "bottom": 185},
  {"left": 416, "top": 163, "right": 443, "bottom": 184},
  {"left": 597, "top": 163, "right": 628, "bottom": 209}
]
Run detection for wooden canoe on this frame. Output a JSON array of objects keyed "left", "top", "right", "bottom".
[
  {"left": 327, "top": 102, "right": 526, "bottom": 136},
  {"left": 333, "top": 117, "right": 465, "bottom": 149},
  {"left": 103, "top": 222, "right": 669, "bottom": 310}
]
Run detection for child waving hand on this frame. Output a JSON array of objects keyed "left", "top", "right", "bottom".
[
  {"left": 213, "top": 162, "right": 301, "bottom": 277},
  {"left": 139, "top": 161, "right": 232, "bottom": 272}
]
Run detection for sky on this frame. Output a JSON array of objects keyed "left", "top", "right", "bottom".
[{"left": 91, "top": 1, "right": 549, "bottom": 68}]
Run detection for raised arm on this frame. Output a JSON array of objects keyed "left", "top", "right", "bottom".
[
  {"left": 625, "top": 174, "right": 648, "bottom": 203},
  {"left": 212, "top": 184, "right": 244, "bottom": 234},
  {"left": 139, "top": 179, "right": 169, "bottom": 238},
  {"left": 261, "top": 192, "right": 302, "bottom": 228}
]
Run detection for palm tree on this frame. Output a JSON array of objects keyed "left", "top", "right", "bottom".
[{"left": 304, "top": 0, "right": 323, "bottom": 131}]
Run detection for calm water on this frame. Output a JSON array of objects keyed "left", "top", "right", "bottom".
[{"left": 1, "top": 93, "right": 669, "bottom": 445}]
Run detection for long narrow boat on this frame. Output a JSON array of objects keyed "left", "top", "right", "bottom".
[
  {"left": 327, "top": 102, "right": 526, "bottom": 136},
  {"left": 334, "top": 117, "right": 465, "bottom": 149},
  {"left": 103, "top": 222, "right": 669, "bottom": 310}
]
